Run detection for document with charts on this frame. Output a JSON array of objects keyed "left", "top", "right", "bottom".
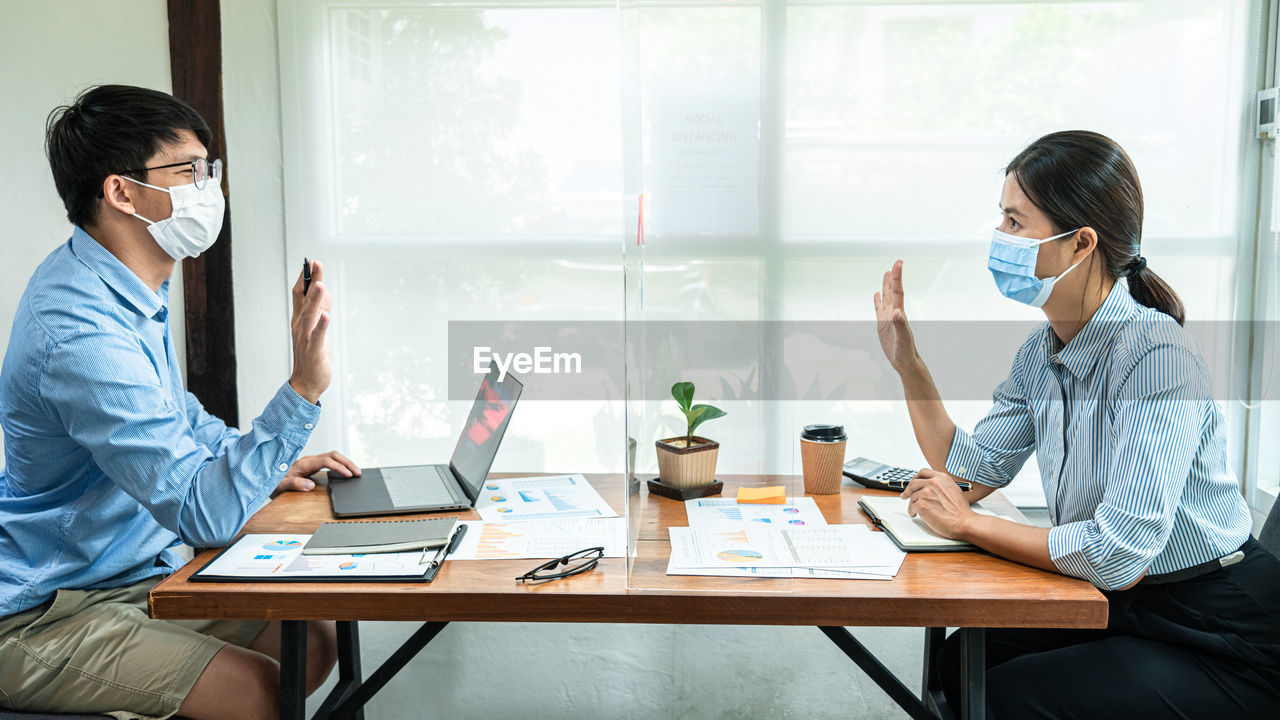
[
  {"left": 449, "top": 518, "right": 626, "bottom": 560},
  {"left": 666, "top": 525, "right": 905, "bottom": 572},
  {"left": 474, "top": 474, "right": 617, "bottom": 523},
  {"left": 194, "top": 534, "right": 432, "bottom": 581},
  {"left": 684, "top": 497, "right": 827, "bottom": 528},
  {"left": 664, "top": 564, "right": 900, "bottom": 580}
]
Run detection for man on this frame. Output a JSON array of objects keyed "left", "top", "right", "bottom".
[{"left": 0, "top": 85, "right": 358, "bottom": 719}]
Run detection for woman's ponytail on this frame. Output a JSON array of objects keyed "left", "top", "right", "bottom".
[{"left": 1124, "top": 257, "right": 1185, "bottom": 326}]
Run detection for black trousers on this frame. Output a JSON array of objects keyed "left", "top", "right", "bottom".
[{"left": 937, "top": 537, "right": 1280, "bottom": 719}]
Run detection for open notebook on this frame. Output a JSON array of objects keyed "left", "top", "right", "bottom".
[{"left": 857, "top": 495, "right": 1014, "bottom": 552}]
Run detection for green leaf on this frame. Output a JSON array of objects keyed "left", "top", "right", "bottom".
[
  {"left": 671, "top": 381, "right": 694, "bottom": 411},
  {"left": 690, "top": 404, "right": 726, "bottom": 422},
  {"left": 686, "top": 403, "right": 726, "bottom": 436},
  {"left": 681, "top": 405, "right": 707, "bottom": 425}
]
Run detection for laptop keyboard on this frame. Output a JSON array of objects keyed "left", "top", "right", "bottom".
[{"left": 381, "top": 467, "right": 457, "bottom": 508}]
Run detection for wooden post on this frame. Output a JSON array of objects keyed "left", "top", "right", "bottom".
[{"left": 167, "top": 0, "right": 239, "bottom": 425}]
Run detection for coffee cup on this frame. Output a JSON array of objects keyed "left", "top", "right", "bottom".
[{"left": 800, "top": 424, "right": 847, "bottom": 495}]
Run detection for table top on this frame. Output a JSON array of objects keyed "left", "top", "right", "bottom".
[{"left": 149, "top": 474, "right": 1107, "bottom": 629}]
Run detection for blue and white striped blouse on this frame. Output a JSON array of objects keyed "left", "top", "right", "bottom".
[{"left": 945, "top": 283, "right": 1251, "bottom": 591}]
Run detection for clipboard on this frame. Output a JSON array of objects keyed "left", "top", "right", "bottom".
[{"left": 191, "top": 533, "right": 448, "bottom": 583}]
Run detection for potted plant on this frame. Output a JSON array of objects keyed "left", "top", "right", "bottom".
[{"left": 656, "top": 381, "right": 727, "bottom": 489}]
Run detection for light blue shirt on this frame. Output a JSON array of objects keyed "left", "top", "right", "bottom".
[
  {"left": 0, "top": 227, "right": 320, "bottom": 617},
  {"left": 947, "top": 283, "right": 1251, "bottom": 591}
]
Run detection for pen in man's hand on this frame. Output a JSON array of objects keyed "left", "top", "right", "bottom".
[
  {"left": 302, "top": 257, "right": 313, "bottom": 295},
  {"left": 887, "top": 478, "right": 972, "bottom": 492}
]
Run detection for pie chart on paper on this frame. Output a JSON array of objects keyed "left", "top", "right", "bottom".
[
  {"left": 717, "top": 549, "right": 764, "bottom": 564},
  {"left": 262, "top": 540, "right": 302, "bottom": 551}
]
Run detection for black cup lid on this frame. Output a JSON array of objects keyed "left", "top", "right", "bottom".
[{"left": 801, "top": 424, "right": 847, "bottom": 442}]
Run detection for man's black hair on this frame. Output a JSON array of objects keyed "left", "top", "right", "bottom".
[{"left": 44, "top": 84, "right": 212, "bottom": 229}]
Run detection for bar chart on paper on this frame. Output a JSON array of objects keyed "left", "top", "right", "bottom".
[
  {"left": 473, "top": 523, "right": 526, "bottom": 559},
  {"left": 450, "top": 518, "right": 627, "bottom": 560},
  {"left": 475, "top": 474, "right": 618, "bottom": 522}
]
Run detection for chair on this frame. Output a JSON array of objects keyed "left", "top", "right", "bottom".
[{"left": 1259, "top": 495, "right": 1280, "bottom": 558}]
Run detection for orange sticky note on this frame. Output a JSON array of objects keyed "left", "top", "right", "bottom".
[{"left": 737, "top": 486, "right": 786, "bottom": 504}]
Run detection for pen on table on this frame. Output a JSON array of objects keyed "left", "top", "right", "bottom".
[
  {"left": 302, "top": 257, "right": 312, "bottom": 295},
  {"left": 421, "top": 524, "right": 468, "bottom": 567},
  {"left": 886, "top": 478, "right": 972, "bottom": 492}
]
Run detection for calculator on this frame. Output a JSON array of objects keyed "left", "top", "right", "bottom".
[{"left": 842, "top": 457, "right": 918, "bottom": 491}]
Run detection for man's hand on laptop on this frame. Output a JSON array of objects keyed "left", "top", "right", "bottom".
[
  {"left": 289, "top": 258, "right": 332, "bottom": 405},
  {"left": 276, "top": 451, "right": 362, "bottom": 493}
]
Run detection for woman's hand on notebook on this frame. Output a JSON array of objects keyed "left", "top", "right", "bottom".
[
  {"left": 900, "top": 469, "right": 975, "bottom": 540},
  {"left": 276, "top": 451, "right": 362, "bottom": 493}
]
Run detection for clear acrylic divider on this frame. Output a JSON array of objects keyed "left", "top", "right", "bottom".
[{"left": 622, "top": 0, "right": 797, "bottom": 595}]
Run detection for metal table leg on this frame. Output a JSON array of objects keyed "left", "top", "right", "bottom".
[
  {"left": 819, "top": 626, "right": 938, "bottom": 720},
  {"left": 922, "top": 627, "right": 944, "bottom": 696},
  {"left": 329, "top": 621, "right": 449, "bottom": 719},
  {"left": 922, "top": 626, "right": 947, "bottom": 715},
  {"left": 960, "top": 628, "right": 986, "bottom": 720},
  {"left": 280, "top": 620, "right": 308, "bottom": 720},
  {"left": 313, "top": 621, "right": 365, "bottom": 720}
]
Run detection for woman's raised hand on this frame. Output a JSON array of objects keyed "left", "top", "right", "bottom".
[{"left": 874, "top": 260, "right": 920, "bottom": 374}]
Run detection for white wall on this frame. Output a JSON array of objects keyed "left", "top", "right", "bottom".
[{"left": 0, "top": 1, "right": 183, "bottom": 464}]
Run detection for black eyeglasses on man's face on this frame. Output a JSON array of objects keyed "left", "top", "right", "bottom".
[
  {"left": 120, "top": 157, "right": 223, "bottom": 189},
  {"left": 515, "top": 547, "right": 604, "bottom": 585}
]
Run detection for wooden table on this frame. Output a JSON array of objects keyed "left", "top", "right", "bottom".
[{"left": 150, "top": 474, "right": 1107, "bottom": 720}]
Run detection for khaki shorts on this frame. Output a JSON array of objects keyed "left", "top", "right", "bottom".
[{"left": 0, "top": 576, "right": 267, "bottom": 720}]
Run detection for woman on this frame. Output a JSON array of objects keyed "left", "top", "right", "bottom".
[{"left": 876, "top": 130, "right": 1280, "bottom": 718}]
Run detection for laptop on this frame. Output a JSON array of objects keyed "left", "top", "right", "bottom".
[{"left": 328, "top": 362, "right": 523, "bottom": 517}]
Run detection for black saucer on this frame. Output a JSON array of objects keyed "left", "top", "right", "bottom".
[{"left": 647, "top": 477, "right": 724, "bottom": 500}]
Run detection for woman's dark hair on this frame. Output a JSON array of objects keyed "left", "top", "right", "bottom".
[
  {"left": 45, "top": 84, "right": 212, "bottom": 229},
  {"left": 1005, "top": 130, "right": 1185, "bottom": 325}
]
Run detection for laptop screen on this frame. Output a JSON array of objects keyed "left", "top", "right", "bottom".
[{"left": 449, "top": 362, "right": 523, "bottom": 501}]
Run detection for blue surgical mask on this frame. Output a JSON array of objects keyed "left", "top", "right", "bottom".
[{"left": 988, "top": 227, "right": 1082, "bottom": 308}]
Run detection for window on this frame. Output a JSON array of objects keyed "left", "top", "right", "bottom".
[
  {"left": 282, "top": 1, "right": 624, "bottom": 477},
  {"left": 281, "top": 0, "right": 1262, "bottom": 509}
]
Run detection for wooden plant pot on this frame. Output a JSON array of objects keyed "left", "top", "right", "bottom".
[{"left": 655, "top": 436, "right": 720, "bottom": 489}]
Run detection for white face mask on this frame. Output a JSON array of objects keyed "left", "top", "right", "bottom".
[{"left": 123, "top": 175, "right": 225, "bottom": 260}]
